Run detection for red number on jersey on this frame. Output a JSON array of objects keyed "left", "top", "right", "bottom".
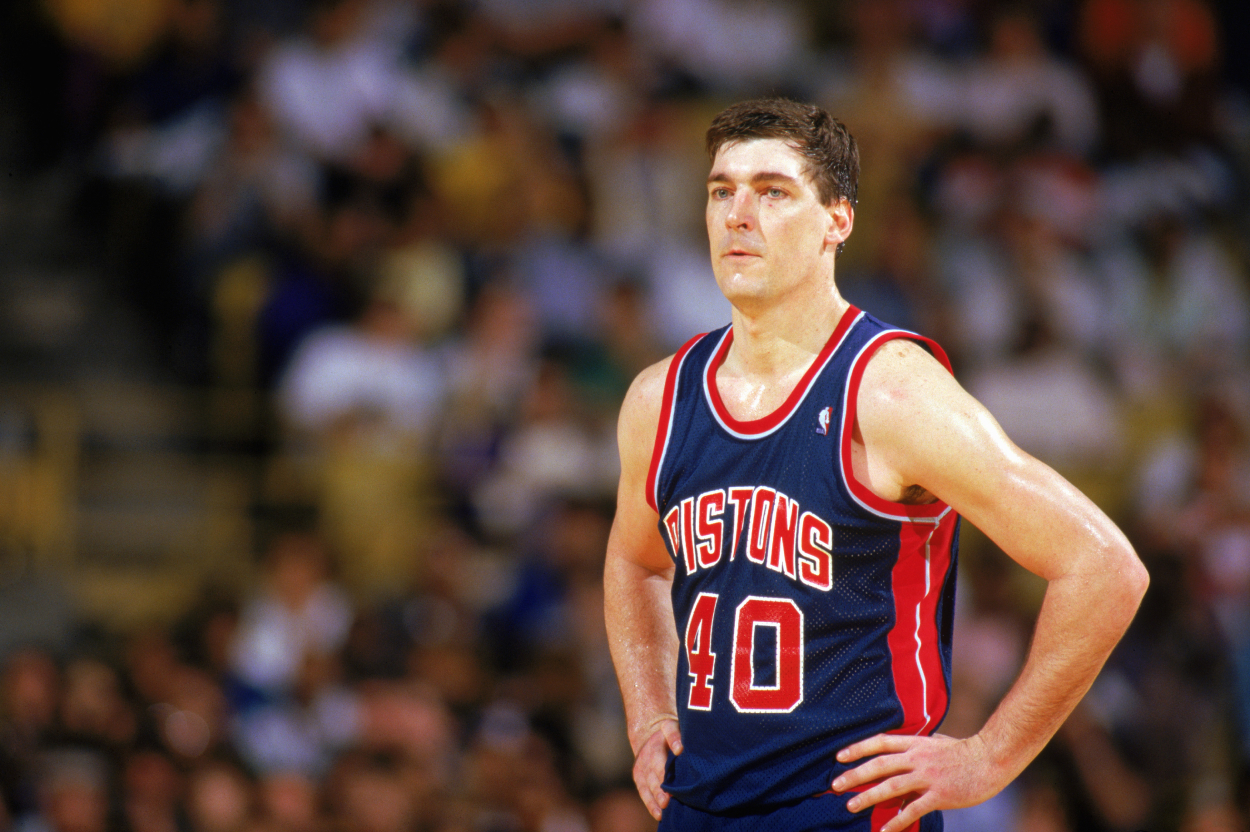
[
  {"left": 684, "top": 592, "right": 719, "bottom": 710},
  {"left": 730, "top": 596, "right": 804, "bottom": 713}
]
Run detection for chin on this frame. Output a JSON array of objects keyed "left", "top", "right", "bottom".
[
  {"left": 717, "top": 283, "right": 771, "bottom": 313},
  {"left": 714, "top": 272, "right": 753, "bottom": 298}
]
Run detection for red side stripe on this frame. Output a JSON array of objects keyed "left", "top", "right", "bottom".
[
  {"left": 840, "top": 331, "right": 954, "bottom": 521},
  {"left": 887, "top": 515, "right": 956, "bottom": 738},
  {"left": 645, "top": 333, "right": 705, "bottom": 514},
  {"left": 922, "top": 516, "right": 956, "bottom": 726},
  {"left": 870, "top": 798, "right": 921, "bottom": 832},
  {"left": 887, "top": 522, "right": 931, "bottom": 735},
  {"left": 812, "top": 780, "right": 920, "bottom": 830}
]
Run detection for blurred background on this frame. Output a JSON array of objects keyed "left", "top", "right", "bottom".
[{"left": 0, "top": 0, "right": 1247, "bottom": 830}]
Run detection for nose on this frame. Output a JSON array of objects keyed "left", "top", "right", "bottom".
[{"left": 725, "top": 190, "right": 756, "bottom": 230}]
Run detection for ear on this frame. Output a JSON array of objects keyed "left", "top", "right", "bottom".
[{"left": 824, "top": 199, "right": 854, "bottom": 252}]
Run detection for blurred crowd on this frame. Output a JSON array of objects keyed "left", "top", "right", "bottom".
[{"left": 2, "top": 0, "right": 1250, "bottom": 830}]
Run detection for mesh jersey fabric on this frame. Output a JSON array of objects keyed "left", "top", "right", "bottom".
[{"left": 648, "top": 306, "right": 960, "bottom": 817}]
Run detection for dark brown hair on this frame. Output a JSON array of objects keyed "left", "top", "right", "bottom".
[{"left": 705, "top": 98, "right": 859, "bottom": 210}]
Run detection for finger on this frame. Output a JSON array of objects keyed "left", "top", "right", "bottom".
[
  {"left": 637, "top": 768, "right": 664, "bottom": 805},
  {"left": 661, "top": 719, "right": 683, "bottom": 755},
  {"left": 633, "top": 722, "right": 678, "bottom": 820},
  {"left": 633, "top": 763, "right": 662, "bottom": 817},
  {"left": 634, "top": 769, "right": 664, "bottom": 820},
  {"left": 844, "top": 775, "right": 921, "bottom": 813},
  {"left": 832, "top": 749, "right": 916, "bottom": 793},
  {"left": 835, "top": 739, "right": 925, "bottom": 794},
  {"left": 644, "top": 784, "right": 670, "bottom": 820},
  {"left": 837, "top": 733, "right": 917, "bottom": 764},
  {"left": 637, "top": 758, "right": 672, "bottom": 817},
  {"left": 635, "top": 774, "right": 665, "bottom": 819},
  {"left": 879, "top": 794, "right": 937, "bottom": 832}
]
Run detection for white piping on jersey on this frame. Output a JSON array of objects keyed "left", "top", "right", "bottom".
[
  {"left": 703, "top": 311, "right": 864, "bottom": 441},
  {"left": 652, "top": 333, "right": 706, "bottom": 513},
  {"left": 912, "top": 525, "right": 937, "bottom": 735},
  {"left": 839, "top": 328, "right": 955, "bottom": 525}
]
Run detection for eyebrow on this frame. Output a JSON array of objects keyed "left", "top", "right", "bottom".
[{"left": 707, "top": 171, "right": 803, "bottom": 187}]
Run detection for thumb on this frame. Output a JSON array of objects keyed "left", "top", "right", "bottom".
[{"left": 661, "top": 719, "right": 683, "bottom": 755}]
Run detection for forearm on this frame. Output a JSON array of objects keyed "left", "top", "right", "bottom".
[
  {"left": 976, "top": 552, "right": 1148, "bottom": 779},
  {"left": 605, "top": 553, "right": 679, "bottom": 753}
]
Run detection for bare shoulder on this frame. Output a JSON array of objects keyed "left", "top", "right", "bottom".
[
  {"left": 855, "top": 337, "right": 1143, "bottom": 588},
  {"left": 617, "top": 354, "right": 678, "bottom": 473},
  {"left": 621, "top": 356, "right": 672, "bottom": 419},
  {"left": 611, "top": 354, "right": 681, "bottom": 571},
  {"left": 860, "top": 337, "right": 955, "bottom": 402},
  {"left": 858, "top": 337, "right": 969, "bottom": 420},
  {"left": 609, "top": 355, "right": 680, "bottom": 574},
  {"left": 856, "top": 335, "right": 1008, "bottom": 494},
  {"left": 620, "top": 356, "right": 673, "bottom": 430}
]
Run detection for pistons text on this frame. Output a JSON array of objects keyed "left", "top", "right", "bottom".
[{"left": 662, "top": 486, "right": 834, "bottom": 591}]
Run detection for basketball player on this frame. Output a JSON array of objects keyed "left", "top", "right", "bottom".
[{"left": 603, "top": 99, "right": 1148, "bottom": 832}]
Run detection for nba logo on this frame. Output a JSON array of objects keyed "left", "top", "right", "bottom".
[{"left": 816, "top": 406, "right": 833, "bottom": 435}]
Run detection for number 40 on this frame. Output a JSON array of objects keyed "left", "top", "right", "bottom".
[{"left": 685, "top": 593, "right": 804, "bottom": 714}]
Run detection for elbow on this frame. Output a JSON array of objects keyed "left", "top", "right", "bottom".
[
  {"left": 1126, "top": 551, "right": 1150, "bottom": 606},
  {"left": 1110, "top": 545, "right": 1149, "bottom": 621}
]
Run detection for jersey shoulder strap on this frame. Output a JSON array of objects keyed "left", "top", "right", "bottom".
[{"left": 644, "top": 331, "right": 710, "bottom": 514}]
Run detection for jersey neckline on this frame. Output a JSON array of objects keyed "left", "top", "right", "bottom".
[{"left": 703, "top": 305, "right": 861, "bottom": 439}]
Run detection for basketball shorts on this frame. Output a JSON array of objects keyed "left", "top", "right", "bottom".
[{"left": 658, "top": 791, "right": 943, "bottom": 832}]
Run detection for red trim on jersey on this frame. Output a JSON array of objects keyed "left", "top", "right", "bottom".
[
  {"left": 704, "top": 305, "right": 859, "bottom": 437},
  {"left": 840, "top": 330, "right": 954, "bottom": 521},
  {"left": 923, "top": 516, "right": 957, "bottom": 726},
  {"left": 870, "top": 798, "right": 921, "bottom": 832},
  {"left": 886, "top": 515, "right": 956, "bottom": 738},
  {"left": 814, "top": 783, "right": 921, "bottom": 831},
  {"left": 645, "top": 333, "right": 705, "bottom": 514}
]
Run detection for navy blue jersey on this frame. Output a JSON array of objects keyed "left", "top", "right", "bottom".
[{"left": 646, "top": 306, "right": 960, "bottom": 822}]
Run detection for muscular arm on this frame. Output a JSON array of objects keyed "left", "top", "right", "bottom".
[
  {"left": 833, "top": 341, "right": 1149, "bottom": 832},
  {"left": 604, "top": 359, "right": 683, "bottom": 820}
]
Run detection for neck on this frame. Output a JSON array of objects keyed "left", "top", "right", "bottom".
[{"left": 724, "top": 283, "right": 851, "bottom": 379}]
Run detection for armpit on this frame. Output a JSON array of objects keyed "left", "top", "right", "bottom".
[{"left": 898, "top": 483, "right": 938, "bottom": 505}]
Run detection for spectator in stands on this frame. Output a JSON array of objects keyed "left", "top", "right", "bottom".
[
  {"left": 1078, "top": 0, "right": 1222, "bottom": 157},
  {"left": 185, "top": 758, "right": 258, "bottom": 832},
  {"left": 277, "top": 290, "right": 446, "bottom": 448},
  {"left": 4, "top": 0, "right": 1250, "bottom": 830},
  {"left": 957, "top": 5, "right": 1100, "bottom": 156},
  {"left": 228, "top": 531, "right": 353, "bottom": 704},
  {"left": 15, "top": 748, "right": 110, "bottom": 832}
]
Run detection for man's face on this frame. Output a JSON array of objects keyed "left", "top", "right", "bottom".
[{"left": 705, "top": 138, "right": 848, "bottom": 311}]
